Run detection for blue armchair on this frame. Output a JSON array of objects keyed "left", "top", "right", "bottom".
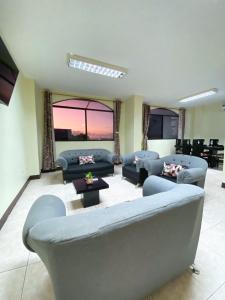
[{"left": 122, "top": 150, "right": 159, "bottom": 185}]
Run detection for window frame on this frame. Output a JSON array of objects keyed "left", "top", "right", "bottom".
[
  {"left": 53, "top": 99, "right": 114, "bottom": 142},
  {"left": 148, "top": 108, "right": 179, "bottom": 140}
]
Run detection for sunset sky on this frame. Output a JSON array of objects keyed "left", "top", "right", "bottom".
[{"left": 53, "top": 107, "right": 113, "bottom": 138}]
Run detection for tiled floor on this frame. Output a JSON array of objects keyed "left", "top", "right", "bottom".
[{"left": 0, "top": 166, "right": 225, "bottom": 300}]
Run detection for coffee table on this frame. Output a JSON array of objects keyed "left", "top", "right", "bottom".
[{"left": 72, "top": 178, "right": 109, "bottom": 207}]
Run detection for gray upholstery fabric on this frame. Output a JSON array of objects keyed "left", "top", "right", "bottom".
[
  {"left": 23, "top": 177, "right": 204, "bottom": 300},
  {"left": 122, "top": 150, "right": 159, "bottom": 171},
  {"left": 56, "top": 149, "right": 116, "bottom": 167},
  {"left": 66, "top": 161, "right": 112, "bottom": 174},
  {"left": 22, "top": 195, "right": 66, "bottom": 252},
  {"left": 143, "top": 175, "right": 176, "bottom": 196},
  {"left": 144, "top": 154, "right": 208, "bottom": 188}
]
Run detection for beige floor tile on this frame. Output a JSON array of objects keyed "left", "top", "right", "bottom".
[
  {"left": 209, "top": 283, "right": 225, "bottom": 300},
  {"left": 150, "top": 270, "right": 207, "bottom": 300},
  {"left": 0, "top": 229, "right": 29, "bottom": 272},
  {"left": 22, "top": 262, "right": 54, "bottom": 300},
  {"left": 193, "top": 244, "right": 225, "bottom": 297},
  {"left": 28, "top": 251, "right": 41, "bottom": 265},
  {"left": 200, "top": 219, "right": 225, "bottom": 260},
  {"left": 0, "top": 267, "right": 26, "bottom": 300},
  {"left": 201, "top": 198, "right": 225, "bottom": 232}
]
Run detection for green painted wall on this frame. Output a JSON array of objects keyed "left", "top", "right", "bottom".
[{"left": 0, "top": 73, "right": 40, "bottom": 219}]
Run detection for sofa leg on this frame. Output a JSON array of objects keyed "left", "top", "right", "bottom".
[
  {"left": 121, "top": 176, "right": 126, "bottom": 180},
  {"left": 63, "top": 180, "right": 67, "bottom": 185},
  {"left": 136, "top": 183, "right": 140, "bottom": 188},
  {"left": 190, "top": 264, "right": 200, "bottom": 275}
]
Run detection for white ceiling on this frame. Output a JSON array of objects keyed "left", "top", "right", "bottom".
[{"left": 1, "top": 0, "right": 225, "bottom": 107}]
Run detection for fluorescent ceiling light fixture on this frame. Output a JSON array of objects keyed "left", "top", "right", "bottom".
[
  {"left": 179, "top": 89, "right": 217, "bottom": 103},
  {"left": 68, "top": 54, "right": 127, "bottom": 78}
]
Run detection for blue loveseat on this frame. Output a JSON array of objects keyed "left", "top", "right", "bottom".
[{"left": 56, "top": 149, "right": 116, "bottom": 183}]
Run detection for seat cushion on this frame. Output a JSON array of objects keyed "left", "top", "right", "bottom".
[{"left": 65, "top": 161, "right": 113, "bottom": 175}]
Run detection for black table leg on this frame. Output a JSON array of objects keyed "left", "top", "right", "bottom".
[{"left": 82, "top": 190, "right": 100, "bottom": 207}]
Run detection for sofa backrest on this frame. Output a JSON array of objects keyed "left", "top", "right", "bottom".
[
  {"left": 59, "top": 148, "right": 111, "bottom": 164},
  {"left": 163, "top": 154, "right": 208, "bottom": 171},
  {"left": 25, "top": 180, "right": 204, "bottom": 300},
  {"left": 134, "top": 150, "right": 159, "bottom": 160}
]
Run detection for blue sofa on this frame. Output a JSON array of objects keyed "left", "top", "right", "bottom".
[
  {"left": 23, "top": 176, "right": 204, "bottom": 300},
  {"left": 56, "top": 149, "right": 116, "bottom": 183}
]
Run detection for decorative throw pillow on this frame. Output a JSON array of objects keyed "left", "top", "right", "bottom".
[
  {"left": 162, "top": 162, "right": 183, "bottom": 177},
  {"left": 79, "top": 155, "right": 95, "bottom": 165},
  {"left": 133, "top": 155, "right": 142, "bottom": 164}
]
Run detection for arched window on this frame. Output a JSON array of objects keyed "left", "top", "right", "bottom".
[
  {"left": 148, "top": 108, "right": 178, "bottom": 139},
  {"left": 53, "top": 99, "right": 114, "bottom": 141}
]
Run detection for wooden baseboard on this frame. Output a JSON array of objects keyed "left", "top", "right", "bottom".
[
  {"left": 29, "top": 174, "right": 41, "bottom": 180},
  {"left": 222, "top": 182, "right": 225, "bottom": 188},
  {"left": 41, "top": 167, "right": 61, "bottom": 173},
  {"left": 0, "top": 173, "right": 41, "bottom": 230}
]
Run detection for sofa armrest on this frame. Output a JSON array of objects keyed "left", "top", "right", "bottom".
[
  {"left": 143, "top": 175, "right": 176, "bottom": 196},
  {"left": 144, "top": 159, "right": 164, "bottom": 175},
  {"left": 122, "top": 153, "right": 135, "bottom": 166},
  {"left": 56, "top": 156, "right": 68, "bottom": 170},
  {"left": 105, "top": 152, "right": 117, "bottom": 164},
  {"left": 23, "top": 195, "right": 66, "bottom": 252},
  {"left": 177, "top": 168, "right": 205, "bottom": 184}
]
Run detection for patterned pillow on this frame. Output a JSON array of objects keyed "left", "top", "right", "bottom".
[
  {"left": 162, "top": 162, "right": 183, "bottom": 177},
  {"left": 79, "top": 155, "right": 95, "bottom": 165}
]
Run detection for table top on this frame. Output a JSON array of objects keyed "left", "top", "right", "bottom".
[{"left": 72, "top": 177, "right": 109, "bottom": 194}]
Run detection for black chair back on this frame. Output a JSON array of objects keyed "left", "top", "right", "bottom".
[
  {"left": 193, "top": 139, "right": 205, "bottom": 146},
  {"left": 209, "top": 139, "right": 219, "bottom": 146},
  {"left": 183, "top": 139, "right": 191, "bottom": 146}
]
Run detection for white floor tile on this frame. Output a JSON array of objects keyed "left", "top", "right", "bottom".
[{"left": 0, "top": 267, "right": 26, "bottom": 300}]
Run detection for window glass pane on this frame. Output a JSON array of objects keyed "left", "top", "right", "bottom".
[
  {"left": 53, "top": 107, "right": 86, "bottom": 141},
  {"left": 87, "top": 111, "right": 113, "bottom": 140},
  {"left": 87, "top": 101, "right": 112, "bottom": 111},
  {"left": 148, "top": 115, "right": 162, "bottom": 139},
  {"left": 163, "top": 116, "right": 178, "bottom": 139},
  {"left": 54, "top": 99, "right": 88, "bottom": 108}
]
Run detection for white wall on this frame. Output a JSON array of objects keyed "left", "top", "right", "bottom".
[{"left": 0, "top": 73, "right": 40, "bottom": 219}]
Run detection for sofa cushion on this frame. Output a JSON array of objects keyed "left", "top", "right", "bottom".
[{"left": 65, "top": 161, "right": 113, "bottom": 174}]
